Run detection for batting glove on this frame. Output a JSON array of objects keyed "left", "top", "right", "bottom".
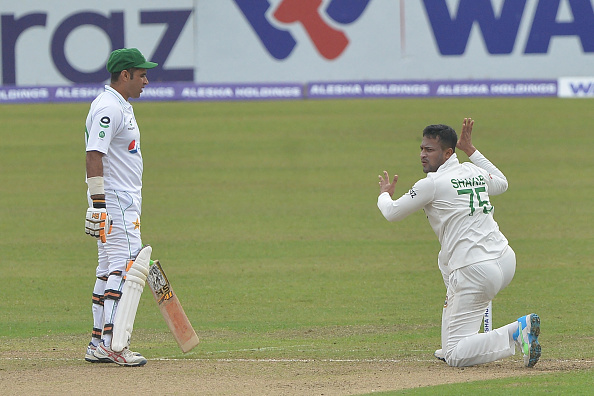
[{"left": 85, "top": 199, "right": 113, "bottom": 243}]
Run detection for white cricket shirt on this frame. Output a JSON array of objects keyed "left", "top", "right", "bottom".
[
  {"left": 377, "top": 151, "right": 509, "bottom": 272},
  {"left": 85, "top": 85, "right": 143, "bottom": 195}
]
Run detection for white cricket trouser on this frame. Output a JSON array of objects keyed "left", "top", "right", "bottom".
[
  {"left": 91, "top": 190, "right": 143, "bottom": 277},
  {"left": 442, "top": 246, "right": 517, "bottom": 367},
  {"left": 89, "top": 190, "right": 142, "bottom": 346},
  {"left": 88, "top": 190, "right": 142, "bottom": 346}
]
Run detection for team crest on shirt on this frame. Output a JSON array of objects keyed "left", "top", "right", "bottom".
[{"left": 128, "top": 140, "right": 139, "bottom": 154}]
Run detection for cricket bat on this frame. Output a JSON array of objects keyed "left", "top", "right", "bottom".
[{"left": 147, "top": 260, "right": 199, "bottom": 353}]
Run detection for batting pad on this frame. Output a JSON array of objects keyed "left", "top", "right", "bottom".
[{"left": 111, "top": 245, "right": 152, "bottom": 352}]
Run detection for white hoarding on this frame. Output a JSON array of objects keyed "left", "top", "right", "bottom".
[
  {"left": 1, "top": 0, "right": 593, "bottom": 86},
  {"left": 0, "top": 0, "right": 195, "bottom": 86},
  {"left": 558, "top": 77, "right": 594, "bottom": 97}
]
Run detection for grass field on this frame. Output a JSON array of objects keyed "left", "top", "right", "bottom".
[{"left": 0, "top": 98, "right": 592, "bottom": 394}]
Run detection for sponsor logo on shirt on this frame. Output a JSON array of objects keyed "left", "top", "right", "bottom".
[
  {"left": 100, "top": 116, "right": 110, "bottom": 128},
  {"left": 408, "top": 188, "right": 417, "bottom": 198},
  {"left": 96, "top": 116, "right": 110, "bottom": 139},
  {"left": 128, "top": 140, "right": 139, "bottom": 154}
]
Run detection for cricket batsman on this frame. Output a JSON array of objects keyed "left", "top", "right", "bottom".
[
  {"left": 377, "top": 118, "right": 541, "bottom": 367},
  {"left": 83, "top": 48, "right": 157, "bottom": 366}
]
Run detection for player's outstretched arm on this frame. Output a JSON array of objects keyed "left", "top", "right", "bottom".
[{"left": 456, "top": 117, "right": 477, "bottom": 157}]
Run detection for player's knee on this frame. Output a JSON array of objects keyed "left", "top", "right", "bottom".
[
  {"left": 445, "top": 351, "right": 474, "bottom": 367},
  {"left": 444, "top": 348, "right": 465, "bottom": 367},
  {"left": 445, "top": 356, "right": 464, "bottom": 367},
  {"left": 444, "top": 349, "right": 456, "bottom": 367},
  {"left": 104, "top": 271, "right": 124, "bottom": 302}
]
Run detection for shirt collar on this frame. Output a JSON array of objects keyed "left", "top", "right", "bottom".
[
  {"left": 436, "top": 153, "right": 459, "bottom": 173},
  {"left": 104, "top": 85, "right": 131, "bottom": 109}
]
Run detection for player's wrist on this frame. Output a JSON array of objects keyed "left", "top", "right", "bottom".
[
  {"left": 87, "top": 176, "right": 105, "bottom": 197},
  {"left": 466, "top": 147, "right": 479, "bottom": 158},
  {"left": 464, "top": 146, "right": 477, "bottom": 157},
  {"left": 92, "top": 199, "right": 106, "bottom": 209}
]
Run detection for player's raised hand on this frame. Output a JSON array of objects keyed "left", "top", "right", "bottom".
[
  {"left": 379, "top": 170, "right": 398, "bottom": 197},
  {"left": 85, "top": 202, "right": 113, "bottom": 243},
  {"left": 457, "top": 117, "right": 477, "bottom": 156}
]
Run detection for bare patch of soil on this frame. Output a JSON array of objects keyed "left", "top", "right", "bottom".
[{"left": 1, "top": 350, "right": 592, "bottom": 396}]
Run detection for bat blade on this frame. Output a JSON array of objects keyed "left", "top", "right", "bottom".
[{"left": 147, "top": 260, "right": 199, "bottom": 353}]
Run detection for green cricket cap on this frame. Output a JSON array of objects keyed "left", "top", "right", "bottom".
[{"left": 106, "top": 48, "right": 158, "bottom": 73}]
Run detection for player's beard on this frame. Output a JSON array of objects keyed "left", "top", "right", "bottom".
[{"left": 422, "top": 153, "right": 445, "bottom": 173}]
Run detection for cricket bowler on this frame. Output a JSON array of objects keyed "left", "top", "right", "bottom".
[{"left": 377, "top": 118, "right": 541, "bottom": 367}]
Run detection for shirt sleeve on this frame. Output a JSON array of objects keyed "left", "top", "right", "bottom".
[
  {"left": 469, "top": 150, "right": 508, "bottom": 196},
  {"left": 86, "top": 103, "right": 123, "bottom": 155},
  {"left": 377, "top": 177, "right": 434, "bottom": 221}
]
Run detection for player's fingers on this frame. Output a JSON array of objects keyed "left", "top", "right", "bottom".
[
  {"left": 461, "top": 119, "right": 473, "bottom": 137},
  {"left": 392, "top": 174, "right": 398, "bottom": 184}
]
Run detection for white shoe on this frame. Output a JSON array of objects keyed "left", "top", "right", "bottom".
[
  {"left": 434, "top": 348, "right": 446, "bottom": 362},
  {"left": 94, "top": 342, "right": 147, "bottom": 367},
  {"left": 85, "top": 343, "right": 111, "bottom": 363}
]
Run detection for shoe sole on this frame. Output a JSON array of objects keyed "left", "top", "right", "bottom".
[
  {"left": 85, "top": 350, "right": 113, "bottom": 363},
  {"left": 114, "top": 359, "right": 148, "bottom": 367},
  {"left": 527, "top": 314, "right": 541, "bottom": 368},
  {"left": 433, "top": 350, "right": 446, "bottom": 363},
  {"left": 93, "top": 354, "right": 147, "bottom": 366},
  {"left": 85, "top": 357, "right": 113, "bottom": 363},
  {"left": 95, "top": 348, "right": 148, "bottom": 367}
]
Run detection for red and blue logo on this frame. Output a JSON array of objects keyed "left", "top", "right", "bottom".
[
  {"left": 234, "top": 0, "right": 371, "bottom": 60},
  {"left": 128, "top": 140, "right": 139, "bottom": 154}
]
